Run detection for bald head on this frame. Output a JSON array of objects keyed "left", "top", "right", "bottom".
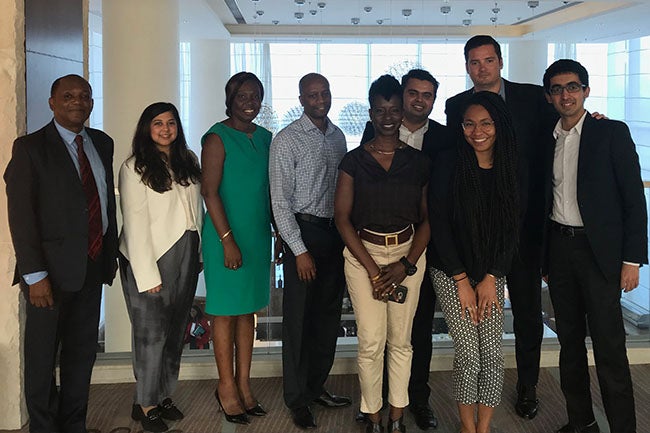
[{"left": 299, "top": 73, "right": 329, "bottom": 96}]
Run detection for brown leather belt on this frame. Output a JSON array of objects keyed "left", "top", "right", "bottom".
[{"left": 359, "top": 225, "right": 413, "bottom": 246}]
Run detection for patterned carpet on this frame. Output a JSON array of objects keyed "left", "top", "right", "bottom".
[{"left": 3, "top": 365, "right": 649, "bottom": 433}]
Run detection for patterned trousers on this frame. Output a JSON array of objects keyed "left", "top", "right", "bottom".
[{"left": 430, "top": 267, "right": 505, "bottom": 407}]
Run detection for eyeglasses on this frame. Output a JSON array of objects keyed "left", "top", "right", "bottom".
[
  {"left": 461, "top": 120, "right": 495, "bottom": 132},
  {"left": 548, "top": 82, "right": 586, "bottom": 95}
]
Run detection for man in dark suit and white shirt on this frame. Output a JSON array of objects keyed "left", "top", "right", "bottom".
[
  {"left": 542, "top": 59, "right": 646, "bottom": 433},
  {"left": 445, "top": 35, "right": 557, "bottom": 420},
  {"left": 360, "top": 68, "right": 452, "bottom": 430},
  {"left": 5, "top": 74, "right": 118, "bottom": 433}
]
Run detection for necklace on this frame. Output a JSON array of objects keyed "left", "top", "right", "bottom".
[{"left": 369, "top": 143, "right": 399, "bottom": 155}]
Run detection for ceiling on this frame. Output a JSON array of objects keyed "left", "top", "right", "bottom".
[{"left": 183, "top": 0, "right": 650, "bottom": 42}]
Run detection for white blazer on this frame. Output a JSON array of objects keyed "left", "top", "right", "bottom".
[{"left": 118, "top": 155, "right": 203, "bottom": 292}]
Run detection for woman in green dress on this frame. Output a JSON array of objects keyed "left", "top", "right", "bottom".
[{"left": 201, "top": 72, "right": 273, "bottom": 424}]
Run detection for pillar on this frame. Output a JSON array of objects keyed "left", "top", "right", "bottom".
[
  {"left": 102, "top": 0, "right": 180, "bottom": 352},
  {"left": 0, "top": 0, "right": 27, "bottom": 428}
]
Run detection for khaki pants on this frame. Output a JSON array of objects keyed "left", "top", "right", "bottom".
[{"left": 344, "top": 236, "right": 426, "bottom": 413}]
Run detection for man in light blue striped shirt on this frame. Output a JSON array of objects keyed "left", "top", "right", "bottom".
[{"left": 270, "top": 72, "right": 350, "bottom": 429}]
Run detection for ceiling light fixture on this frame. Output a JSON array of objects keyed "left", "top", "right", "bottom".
[
  {"left": 351, "top": 17, "right": 360, "bottom": 24},
  {"left": 376, "top": 19, "right": 383, "bottom": 24},
  {"left": 294, "top": 11, "right": 304, "bottom": 19},
  {"left": 272, "top": 20, "right": 279, "bottom": 24},
  {"left": 463, "top": 19, "right": 472, "bottom": 26},
  {"left": 309, "top": 9, "right": 317, "bottom": 15},
  {"left": 402, "top": 9, "right": 412, "bottom": 17},
  {"left": 465, "top": 8, "right": 474, "bottom": 15},
  {"left": 295, "top": 0, "right": 305, "bottom": 5},
  {"left": 317, "top": 2, "right": 326, "bottom": 9},
  {"left": 440, "top": 5, "right": 451, "bottom": 14},
  {"left": 527, "top": 1, "right": 539, "bottom": 8},
  {"left": 364, "top": 6, "right": 372, "bottom": 13}
]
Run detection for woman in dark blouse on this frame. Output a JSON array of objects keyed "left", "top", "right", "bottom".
[
  {"left": 428, "top": 91, "right": 519, "bottom": 433},
  {"left": 334, "top": 75, "right": 430, "bottom": 433}
]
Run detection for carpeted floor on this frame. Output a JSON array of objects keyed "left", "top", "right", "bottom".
[{"left": 3, "top": 365, "right": 649, "bottom": 433}]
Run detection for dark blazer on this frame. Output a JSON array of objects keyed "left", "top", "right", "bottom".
[
  {"left": 542, "top": 114, "right": 648, "bottom": 278},
  {"left": 5, "top": 120, "right": 119, "bottom": 292},
  {"left": 445, "top": 79, "right": 557, "bottom": 251},
  {"left": 360, "top": 118, "right": 453, "bottom": 163}
]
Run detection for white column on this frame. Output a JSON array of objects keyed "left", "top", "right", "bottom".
[
  {"left": 186, "top": 38, "right": 229, "bottom": 156},
  {"left": 102, "top": 0, "right": 180, "bottom": 353},
  {"left": 507, "top": 40, "right": 549, "bottom": 86},
  {"left": 0, "top": 0, "right": 28, "bottom": 428}
]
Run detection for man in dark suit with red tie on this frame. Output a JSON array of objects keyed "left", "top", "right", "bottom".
[
  {"left": 542, "top": 59, "right": 646, "bottom": 433},
  {"left": 5, "top": 74, "right": 118, "bottom": 433}
]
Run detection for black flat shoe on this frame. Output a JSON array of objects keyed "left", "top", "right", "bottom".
[
  {"left": 131, "top": 404, "right": 169, "bottom": 432},
  {"left": 388, "top": 417, "right": 406, "bottom": 433},
  {"left": 515, "top": 383, "right": 539, "bottom": 420},
  {"left": 159, "top": 397, "right": 184, "bottom": 421},
  {"left": 291, "top": 405, "right": 317, "bottom": 429},
  {"left": 409, "top": 403, "right": 438, "bottom": 430},
  {"left": 245, "top": 402, "right": 267, "bottom": 417},
  {"left": 313, "top": 390, "right": 352, "bottom": 408},
  {"left": 214, "top": 389, "right": 250, "bottom": 425},
  {"left": 366, "top": 420, "right": 384, "bottom": 433}
]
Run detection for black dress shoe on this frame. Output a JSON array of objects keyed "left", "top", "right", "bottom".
[
  {"left": 313, "top": 390, "right": 352, "bottom": 408},
  {"left": 356, "top": 410, "right": 370, "bottom": 424},
  {"left": 366, "top": 420, "right": 384, "bottom": 433},
  {"left": 291, "top": 406, "right": 317, "bottom": 429},
  {"left": 158, "top": 398, "right": 184, "bottom": 421},
  {"left": 131, "top": 404, "right": 169, "bottom": 432},
  {"left": 556, "top": 421, "right": 600, "bottom": 433},
  {"left": 388, "top": 417, "right": 406, "bottom": 433},
  {"left": 409, "top": 403, "right": 438, "bottom": 430},
  {"left": 515, "top": 383, "right": 539, "bottom": 420}
]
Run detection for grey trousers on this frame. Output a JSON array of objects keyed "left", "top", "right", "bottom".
[{"left": 120, "top": 230, "right": 200, "bottom": 406}]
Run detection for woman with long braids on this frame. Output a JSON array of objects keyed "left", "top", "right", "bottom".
[
  {"left": 428, "top": 91, "right": 520, "bottom": 433},
  {"left": 119, "top": 102, "right": 203, "bottom": 432}
]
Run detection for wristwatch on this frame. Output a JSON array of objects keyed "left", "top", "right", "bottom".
[{"left": 399, "top": 256, "right": 417, "bottom": 276}]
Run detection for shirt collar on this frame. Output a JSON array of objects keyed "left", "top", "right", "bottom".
[
  {"left": 471, "top": 78, "right": 506, "bottom": 101},
  {"left": 400, "top": 120, "right": 429, "bottom": 136},
  {"left": 298, "top": 112, "right": 333, "bottom": 135},
  {"left": 553, "top": 110, "right": 588, "bottom": 139},
  {"left": 53, "top": 119, "right": 87, "bottom": 145}
]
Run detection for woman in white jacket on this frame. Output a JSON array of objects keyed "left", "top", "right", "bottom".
[{"left": 118, "top": 102, "right": 203, "bottom": 433}]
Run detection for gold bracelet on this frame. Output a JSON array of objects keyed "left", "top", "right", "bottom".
[
  {"left": 370, "top": 273, "right": 381, "bottom": 282},
  {"left": 219, "top": 229, "right": 232, "bottom": 242}
]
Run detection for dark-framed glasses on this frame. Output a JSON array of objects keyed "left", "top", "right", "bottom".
[
  {"left": 461, "top": 120, "right": 495, "bottom": 132},
  {"left": 548, "top": 82, "right": 586, "bottom": 95}
]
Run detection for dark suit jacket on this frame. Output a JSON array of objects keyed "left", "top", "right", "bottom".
[
  {"left": 4, "top": 120, "right": 119, "bottom": 292},
  {"left": 445, "top": 79, "right": 558, "bottom": 252},
  {"left": 542, "top": 114, "right": 648, "bottom": 279},
  {"left": 360, "top": 118, "right": 453, "bottom": 163}
]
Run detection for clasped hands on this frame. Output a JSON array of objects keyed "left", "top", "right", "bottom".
[
  {"left": 369, "top": 262, "right": 406, "bottom": 302},
  {"left": 455, "top": 273, "right": 502, "bottom": 325}
]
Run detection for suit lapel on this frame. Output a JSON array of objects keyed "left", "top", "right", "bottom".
[{"left": 577, "top": 113, "right": 595, "bottom": 183}]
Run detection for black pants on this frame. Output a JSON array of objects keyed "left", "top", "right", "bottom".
[
  {"left": 407, "top": 269, "right": 437, "bottom": 405},
  {"left": 23, "top": 257, "right": 103, "bottom": 433},
  {"left": 282, "top": 218, "right": 345, "bottom": 409},
  {"left": 507, "top": 242, "right": 544, "bottom": 388},
  {"left": 548, "top": 229, "right": 635, "bottom": 433}
]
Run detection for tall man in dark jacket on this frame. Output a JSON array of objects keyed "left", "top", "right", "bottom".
[
  {"left": 445, "top": 35, "right": 557, "bottom": 419},
  {"left": 5, "top": 74, "right": 118, "bottom": 433},
  {"left": 361, "top": 69, "right": 452, "bottom": 430},
  {"left": 542, "top": 59, "right": 646, "bottom": 433}
]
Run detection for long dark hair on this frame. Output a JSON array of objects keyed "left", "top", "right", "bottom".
[
  {"left": 132, "top": 102, "right": 201, "bottom": 193},
  {"left": 451, "top": 91, "right": 519, "bottom": 273}
]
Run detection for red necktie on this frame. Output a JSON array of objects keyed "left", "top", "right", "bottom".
[{"left": 75, "top": 134, "right": 103, "bottom": 260}]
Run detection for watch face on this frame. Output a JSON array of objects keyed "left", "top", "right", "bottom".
[{"left": 406, "top": 266, "right": 417, "bottom": 276}]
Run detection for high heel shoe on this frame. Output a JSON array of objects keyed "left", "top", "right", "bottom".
[
  {"left": 214, "top": 389, "right": 250, "bottom": 425},
  {"left": 245, "top": 402, "right": 267, "bottom": 417}
]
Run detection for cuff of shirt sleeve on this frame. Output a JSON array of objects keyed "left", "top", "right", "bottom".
[
  {"left": 23, "top": 271, "right": 48, "bottom": 285},
  {"left": 623, "top": 261, "right": 640, "bottom": 267}
]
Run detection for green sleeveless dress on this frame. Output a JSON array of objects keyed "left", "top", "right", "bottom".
[{"left": 202, "top": 122, "right": 272, "bottom": 316}]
